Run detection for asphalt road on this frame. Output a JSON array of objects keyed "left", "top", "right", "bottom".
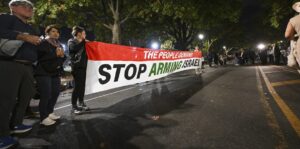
[{"left": 15, "top": 65, "right": 300, "bottom": 149}]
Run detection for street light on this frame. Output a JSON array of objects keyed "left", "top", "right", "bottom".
[
  {"left": 257, "top": 43, "right": 266, "bottom": 50},
  {"left": 151, "top": 42, "right": 160, "bottom": 49},
  {"left": 198, "top": 34, "right": 204, "bottom": 49},
  {"left": 198, "top": 34, "right": 204, "bottom": 40}
]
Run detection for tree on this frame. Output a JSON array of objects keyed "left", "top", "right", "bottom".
[
  {"left": 0, "top": 0, "right": 10, "bottom": 13},
  {"left": 243, "top": 0, "right": 296, "bottom": 45},
  {"left": 264, "top": 0, "right": 295, "bottom": 29},
  {"left": 133, "top": 0, "right": 242, "bottom": 50},
  {"left": 33, "top": 0, "right": 145, "bottom": 44},
  {"left": 1, "top": 0, "right": 243, "bottom": 51}
]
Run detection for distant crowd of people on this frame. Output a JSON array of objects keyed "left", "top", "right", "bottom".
[
  {"left": 257, "top": 43, "right": 288, "bottom": 65},
  {"left": 0, "top": 0, "right": 90, "bottom": 148},
  {"left": 199, "top": 42, "right": 290, "bottom": 67}
]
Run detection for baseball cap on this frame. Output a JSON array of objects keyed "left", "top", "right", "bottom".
[{"left": 9, "top": 0, "right": 33, "bottom": 9}]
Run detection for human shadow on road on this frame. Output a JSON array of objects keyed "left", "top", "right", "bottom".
[{"left": 17, "top": 69, "right": 231, "bottom": 149}]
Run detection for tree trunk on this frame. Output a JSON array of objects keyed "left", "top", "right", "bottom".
[
  {"left": 108, "top": 0, "right": 121, "bottom": 44},
  {"left": 168, "top": 19, "right": 195, "bottom": 50},
  {"left": 112, "top": 21, "right": 121, "bottom": 44}
]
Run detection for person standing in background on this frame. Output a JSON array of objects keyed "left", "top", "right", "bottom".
[
  {"left": 68, "top": 26, "right": 90, "bottom": 114},
  {"left": 267, "top": 45, "right": 274, "bottom": 64},
  {"left": 274, "top": 43, "right": 281, "bottom": 65},
  {"left": 207, "top": 49, "right": 213, "bottom": 67}
]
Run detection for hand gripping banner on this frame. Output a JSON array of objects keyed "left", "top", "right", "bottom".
[{"left": 85, "top": 42, "right": 203, "bottom": 95}]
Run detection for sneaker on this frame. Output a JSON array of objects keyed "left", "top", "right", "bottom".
[
  {"left": 40, "top": 117, "right": 56, "bottom": 126},
  {"left": 0, "top": 136, "right": 17, "bottom": 149},
  {"left": 11, "top": 124, "right": 32, "bottom": 134},
  {"left": 48, "top": 113, "right": 61, "bottom": 120},
  {"left": 71, "top": 106, "right": 83, "bottom": 115},
  {"left": 78, "top": 102, "right": 90, "bottom": 111}
]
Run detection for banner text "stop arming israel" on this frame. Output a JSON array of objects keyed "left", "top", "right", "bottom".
[{"left": 85, "top": 42, "right": 203, "bottom": 95}]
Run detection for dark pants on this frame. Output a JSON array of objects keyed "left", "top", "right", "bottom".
[
  {"left": 281, "top": 55, "right": 287, "bottom": 65},
  {"left": 36, "top": 76, "right": 60, "bottom": 121},
  {"left": 71, "top": 68, "right": 86, "bottom": 106},
  {"left": 0, "top": 61, "right": 35, "bottom": 137},
  {"left": 275, "top": 54, "right": 281, "bottom": 65},
  {"left": 268, "top": 55, "right": 274, "bottom": 64},
  {"left": 208, "top": 58, "right": 213, "bottom": 67}
]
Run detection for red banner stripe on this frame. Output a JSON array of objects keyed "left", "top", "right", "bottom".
[{"left": 85, "top": 42, "right": 202, "bottom": 61}]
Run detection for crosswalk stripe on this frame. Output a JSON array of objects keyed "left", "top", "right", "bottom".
[
  {"left": 259, "top": 66, "right": 300, "bottom": 138},
  {"left": 271, "top": 80, "right": 300, "bottom": 87}
]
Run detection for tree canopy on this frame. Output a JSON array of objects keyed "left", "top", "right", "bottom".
[{"left": 0, "top": 0, "right": 296, "bottom": 51}]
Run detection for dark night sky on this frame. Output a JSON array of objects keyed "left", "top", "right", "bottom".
[
  {"left": 240, "top": 0, "right": 270, "bottom": 47},
  {"left": 238, "top": 0, "right": 292, "bottom": 47}
]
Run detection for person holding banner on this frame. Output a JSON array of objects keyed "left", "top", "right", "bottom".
[
  {"left": 68, "top": 26, "right": 90, "bottom": 114},
  {"left": 35, "top": 25, "right": 65, "bottom": 126}
]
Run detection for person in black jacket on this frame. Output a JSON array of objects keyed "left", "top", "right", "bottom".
[
  {"left": 0, "top": 0, "right": 41, "bottom": 148},
  {"left": 35, "top": 25, "right": 65, "bottom": 126},
  {"left": 68, "top": 26, "right": 90, "bottom": 114}
]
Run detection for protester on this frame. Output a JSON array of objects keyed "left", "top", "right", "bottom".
[
  {"left": 239, "top": 48, "right": 245, "bottom": 65},
  {"left": 274, "top": 43, "right": 281, "bottom": 65},
  {"left": 214, "top": 52, "right": 219, "bottom": 66},
  {"left": 258, "top": 48, "right": 268, "bottom": 65},
  {"left": 0, "top": 0, "right": 41, "bottom": 148},
  {"left": 207, "top": 49, "right": 213, "bottom": 67},
  {"left": 220, "top": 49, "right": 227, "bottom": 65},
  {"left": 279, "top": 43, "right": 288, "bottom": 65},
  {"left": 285, "top": 1, "right": 300, "bottom": 73},
  {"left": 68, "top": 26, "right": 90, "bottom": 114},
  {"left": 35, "top": 25, "right": 65, "bottom": 126},
  {"left": 234, "top": 51, "right": 240, "bottom": 66},
  {"left": 249, "top": 49, "right": 256, "bottom": 65},
  {"left": 266, "top": 45, "right": 274, "bottom": 64}
]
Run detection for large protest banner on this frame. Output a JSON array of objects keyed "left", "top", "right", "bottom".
[{"left": 85, "top": 42, "right": 203, "bottom": 95}]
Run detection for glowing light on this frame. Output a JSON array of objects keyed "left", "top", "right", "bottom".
[
  {"left": 198, "top": 34, "right": 204, "bottom": 40},
  {"left": 61, "top": 44, "right": 67, "bottom": 51},
  {"left": 257, "top": 43, "right": 266, "bottom": 50},
  {"left": 151, "top": 42, "right": 159, "bottom": 49}
]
